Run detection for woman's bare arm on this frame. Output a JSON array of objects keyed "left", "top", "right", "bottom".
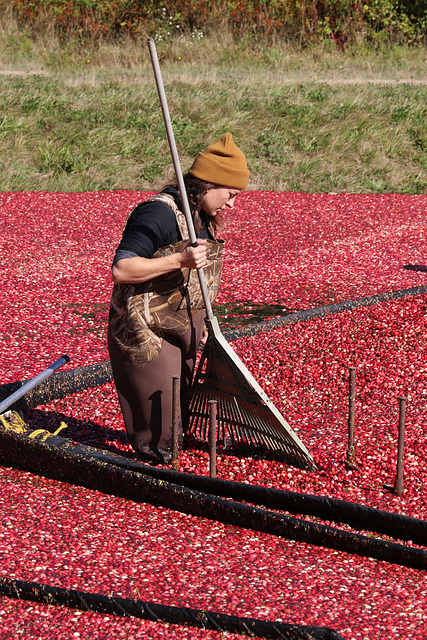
[{"left": 111, "top": 239, "right": 207, "bottom": 284}]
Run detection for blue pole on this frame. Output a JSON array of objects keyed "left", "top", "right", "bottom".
[{"left": 0, "top": 355, "right": 70, "bottom": 414}]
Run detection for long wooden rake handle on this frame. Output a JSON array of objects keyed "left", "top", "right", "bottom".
[{"left": 147, "top": 38, "right": 214, "bottom": 322}]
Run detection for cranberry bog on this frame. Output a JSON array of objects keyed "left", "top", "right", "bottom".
[{"left": 0, "top": 190, "right": 426, "bottom": 639}]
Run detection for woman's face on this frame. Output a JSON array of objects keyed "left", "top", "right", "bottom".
[{"left": 200, "top": 186, "right": 241, "bottom": 217}]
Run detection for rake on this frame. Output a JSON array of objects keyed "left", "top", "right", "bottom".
[{"left": 148, "top": 39, "right": 315, "bottom": 470}]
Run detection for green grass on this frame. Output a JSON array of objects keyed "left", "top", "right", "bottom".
[{"left": 0, "top": 20, "right": 426, "bottom": 193}]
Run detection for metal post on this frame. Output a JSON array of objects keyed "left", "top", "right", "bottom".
[
  {"left": 394, "top": 396, "right": 406, "bottom": 496},
  {"left": 209, "top": 400, "right": 217, "bottom": 478},
  {"left": 172, "top": 376, "right": 180, "bottom": 468},
  {"left": 346, "top": 367, "right": 357, "bottom": 470}
]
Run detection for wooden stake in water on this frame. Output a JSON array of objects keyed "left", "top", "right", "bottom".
[
  {"left": 172, "top": 376, "right": 180, "bottom": 468},
  {"left": 209, "top": 400, "right": 217, "bottom": 478},
  {"left": 394, "top": 396, "right": 406, "bottom": 496},
  {"left": 346, "top": 367, "right": 357, "bottom": 470}
]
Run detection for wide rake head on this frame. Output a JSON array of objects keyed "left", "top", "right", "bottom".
[{"left": 188, "top": 333, "right": 316, "bottom": 470}]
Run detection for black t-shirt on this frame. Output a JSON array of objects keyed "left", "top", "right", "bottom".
[{"left": 113, "top": 187, "right": 212, "bottom": 264}]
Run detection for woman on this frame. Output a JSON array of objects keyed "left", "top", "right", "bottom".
[{"left": 108, "top": 133, "right": 249, "bottom": 463}]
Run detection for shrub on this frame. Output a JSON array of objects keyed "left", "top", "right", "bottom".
[{"left": 2, "top": 0, "right": 427, "bottom": 45}]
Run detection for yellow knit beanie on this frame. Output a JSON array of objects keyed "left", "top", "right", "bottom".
[{"left": 189, "top": 133, "right": 250, "bottom": 189}]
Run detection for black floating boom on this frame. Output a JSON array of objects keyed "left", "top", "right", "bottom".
[{"left": 0, "top": 576, "right": 346, "bottom": 640}]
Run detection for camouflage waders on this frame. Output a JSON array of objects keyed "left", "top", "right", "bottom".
[{"left": 108, "top": 194, "right": 224, "bottom": 457}]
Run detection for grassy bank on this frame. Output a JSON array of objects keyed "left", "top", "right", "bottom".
[{"left": 0, "top": 19, "right": 426, "bottom": 193}]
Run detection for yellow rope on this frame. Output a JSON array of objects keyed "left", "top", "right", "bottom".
[
  {"left": 53, "top": 422, "right": 68, "bottom": 436},
  {"left": 0, "top": 412, "right": 26, "bottom": 434},
  {"left": 28, "top": 429, "right": 48, "bottom": 439},
  {"left": 0, "top": 412, "right": 68, "bottom": 441},
  {"left": 28, "top": 422, "right": 68, "bottom": 441},
  {"left": 0, "top": 414, "right": 11, "bottom": 429}
]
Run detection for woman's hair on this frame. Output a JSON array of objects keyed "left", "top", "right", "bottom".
[{"left": 169, "top": 174, "right": 222, "bottom": 234}]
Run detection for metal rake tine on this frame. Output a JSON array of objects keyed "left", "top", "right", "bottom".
[
  {"left": 239, "top": 401, "right": 279, "bottom": 450},
  {"left": 230, "top": 397, "right": 253, "bottom": 449},
  {"left": 216, "top": 397, "right": 227, "bottom": 441},
  {"left": 221, "top": 395, "right": 239, "bottom": 447},
  {"left": 189, "top": 388, "right": 204, "bottom": 439},
  {"left": 228, "top": 395, "right": 272, "bottom": 451},
  {"left": 215, "top": 399, "right": 224, "bottom": 444},
  {"left": 199, "top": 392, "right": 211, "bottom": 441},
  {"left": 196, "top": 390, "right": 211, "bottom": 440},
  {"left": 223, "top": 396, "right": 239, "bottom": 449},
  {"left": 205, "top": 393, "right": 217, "bottom": 441},
  {"left": 232, "top": 397, "right": 261, "bottom": 450}
]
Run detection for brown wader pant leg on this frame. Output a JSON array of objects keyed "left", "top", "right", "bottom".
[{"left": 107, "top": 310, "right": 205, "bottom": 455}]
